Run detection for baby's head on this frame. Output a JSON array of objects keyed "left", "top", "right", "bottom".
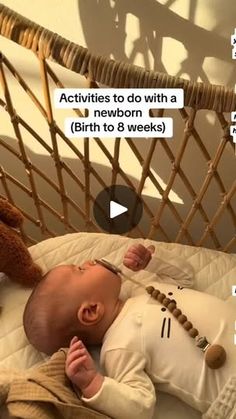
[{"left": 23, "top": 260, "right": 123, "bottom": 355}]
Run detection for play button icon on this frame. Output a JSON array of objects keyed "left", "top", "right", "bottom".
[
  {"left": 110, "top": 201, "right": 128, "bottom": 219},
  {"left": 93, "top": 185, "right": 143, "bottom": 234}
]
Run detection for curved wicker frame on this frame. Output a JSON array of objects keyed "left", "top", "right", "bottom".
[{"left": 0, "top": 4, "right": 235, "bottom": 251}]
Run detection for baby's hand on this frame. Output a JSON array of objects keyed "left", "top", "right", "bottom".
[
  {"left": 123, "top": 244, "right": 155, "bottom": 271},
  {"left": 66, "top": 337, "right": 104, "bottom": 398}
]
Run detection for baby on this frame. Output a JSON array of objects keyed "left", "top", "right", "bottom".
[{"left": 23, "top": 244, "right": 236, "bottom": 419}]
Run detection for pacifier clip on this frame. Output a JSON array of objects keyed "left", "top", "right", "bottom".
[{"left": 95, "top": 259, "right": 226, "bottom": 369}]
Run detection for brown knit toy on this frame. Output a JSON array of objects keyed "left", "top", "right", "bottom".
[{"left": 0, "top": 198, "right": 42, "bottom": 294}]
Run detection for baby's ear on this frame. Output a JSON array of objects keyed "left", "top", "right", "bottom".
[{"left": 77, "top": 302, "right": 104, "bottom": 325}]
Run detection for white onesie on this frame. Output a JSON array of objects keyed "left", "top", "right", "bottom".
[{"left": 81, "top": 254, "right": 236, "bottom": 419}]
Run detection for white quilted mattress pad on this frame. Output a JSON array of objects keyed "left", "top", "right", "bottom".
[{"left": 0, "top": 232, "right": 236, "bottom": 419}]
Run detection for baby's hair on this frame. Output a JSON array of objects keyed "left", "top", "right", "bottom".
[{"left": 23, "top": 267, "right": 87, "bottom": 355}]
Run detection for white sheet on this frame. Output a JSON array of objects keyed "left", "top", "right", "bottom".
[{"left": 0, "top": 232, "right": 235, "bottom": 419}]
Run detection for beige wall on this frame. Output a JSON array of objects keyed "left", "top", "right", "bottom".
[
  {"left": 0, "top": 0, "right": 235, "bottom": 250},
  {"left": 2, "top": 0, "right": 234, "bottom": 85}
]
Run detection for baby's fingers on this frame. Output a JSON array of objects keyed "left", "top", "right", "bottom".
[
  {"left": 127, "top": 244, "right": 146, "bottom": 257},
  {"left": 69, "top": 337, "right": 85, "bottom": 352},
  {"left": 70, "top": 336, "right": 79, "bottom": 346},
  {"left": 66, "top": 355, "right": 87, "bottom": 377},
  {"left": 66, "top": 347, "right": 87, "bottom": 367},
  {"left": 147, "top": 245, "right": 155, "bottom": 254},
  {"left": 124, "top": 253, "right": 142, "bottom": 265},
  {"left": 69, "top": 337, "right": 81, "bottom": 353}
]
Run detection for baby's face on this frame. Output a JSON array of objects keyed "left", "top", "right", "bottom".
[{"left": 51, "top": 260, "right": 121, "bottom": 303}]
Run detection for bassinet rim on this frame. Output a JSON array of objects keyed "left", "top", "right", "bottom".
[{"left": 0, "top": 3, "right": 235, "bottom": 114}]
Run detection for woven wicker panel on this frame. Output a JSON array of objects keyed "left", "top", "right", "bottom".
[{"left": 0, "top": 4, "right": 235, "bottom": 251}]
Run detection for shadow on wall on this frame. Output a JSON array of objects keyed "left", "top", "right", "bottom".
[
  {"left": 0, "top": 135, "right": 234, "bottom": 251},
  {"left": 75, "top": 0, "right": 236, "bottom": 252},
  {"left": 0, "top": 135, "right": 181, "bottom": 243},
  {"left": 78, "top": 0, "right": 236, "bottom": 87}
]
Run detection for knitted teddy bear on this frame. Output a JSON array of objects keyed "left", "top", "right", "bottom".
[{"left": 0, "top": 197, "right": 42, "bottom": 290}]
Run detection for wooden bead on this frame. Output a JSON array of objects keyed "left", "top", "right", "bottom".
[
  {"left": 188, "top": 328, "right": 198, "bottom": 338},
  {"left": 173, "top": 308, "right": 181, "bottom": 317},
  {"left": 157, "top": 293, "right": 165, "bottom": 303},
  {"left": 152, "top": 289, "right": 160, "bottom": 299},
  {"left": 167, "top": 302, "right": 176, "bottom": 312},
  {"left": 183, "top": 321, "right": 192, "bottom": 330},
  {"left": 205, "top": 345, "right": 226, "bottom": 369},
  {"left": 145, "top": 284, "right": 227, "bottom": 368},
  {"left": 178, "top": 314, "right": 187, "bottom": 324},
  {"left": 146, "top": 286, "right": 154, "bottom": 294},
  {"left": 163, "top": 298, "right": 171, "bottom": 307}
]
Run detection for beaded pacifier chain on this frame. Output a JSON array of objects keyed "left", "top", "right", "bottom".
[{"left": 95, "top": 258, "right": 226, "bottom": 369}]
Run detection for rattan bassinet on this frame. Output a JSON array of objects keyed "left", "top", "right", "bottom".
[{"left": 0, "top": 4, "right": 235, "bottom": 252}]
